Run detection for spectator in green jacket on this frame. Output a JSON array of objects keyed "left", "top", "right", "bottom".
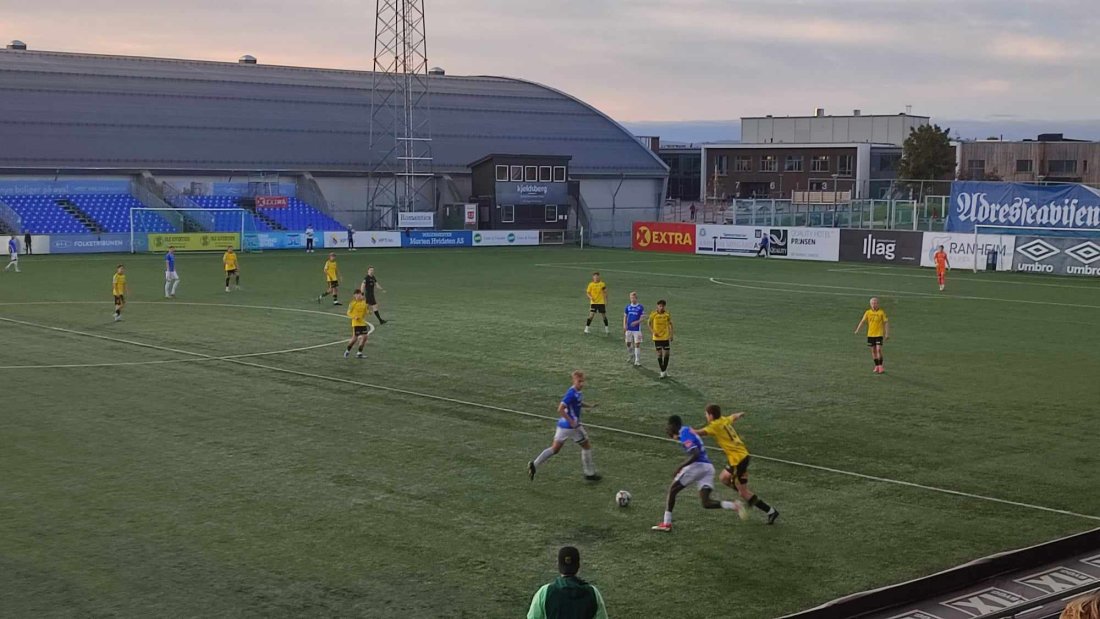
[{"left": 527, "top": 546, "right": 609, "bottom": 619}]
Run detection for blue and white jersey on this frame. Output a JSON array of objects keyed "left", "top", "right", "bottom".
[
  {"left": 677, "top": 426, "right": 710, "bottom": 464},
  {"left": 8, "top": 238, "right": 17, "bottom": 254},
  {"left": 165, "top": 252, "right": 176, "bottom": 272},
  {"left": 624, "top": 303, "right": 645, "bottom": 332},
  {"left": 557, "top": 386, "right": 583, "bottom": 429}
]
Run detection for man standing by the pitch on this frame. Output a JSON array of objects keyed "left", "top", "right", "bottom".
[
  {"left": 360, "top": 266, "right": 387, "bottom": 325},
  {"left": 304, "top": 225, "right": 315, "bottom": 253}
]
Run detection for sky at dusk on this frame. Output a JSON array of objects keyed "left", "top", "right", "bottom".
[{"left": 3, "top": 0, "right": 1098, "bottom": 141}]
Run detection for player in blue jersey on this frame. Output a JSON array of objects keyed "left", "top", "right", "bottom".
[
  {"left": 528, "top": 370, "right": 601, "bottom": 482},
  {"left": 623, "top": 292, "right": 645, "bottom": 367},
  {"left": 164, "top": 246, "right": 179, "bottom": 298},
  {"left": 651, "top": 414, "right": 745, "bottom": 532},
  {"left": 4, "top": 236, "right": 19, "bottom": 272}
]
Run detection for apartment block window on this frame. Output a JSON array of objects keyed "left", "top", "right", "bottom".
[
  {"left": 878, "top": 154, "right": 901, "bottom": 172},
  {"left": 553, "top": 166, "right": 567, "bottom": 182},
  {"left": 760, "top": 155, "right": 778, "bottom": 172},
  {"left": 784, "top": 155, "right": 804, "bottom": 172},
  {"left": 967, "top": 159, "right": 986, "bottom": 174},
  {"left": 810, "top": 155, "right": 830, "bottom": 172},
  {"left": 510, "top": 166, "right": 523, "bottom": 182},
  {"left": 734, "top": 156, "right": 752, "bottom": 172},
  {"left": 501, "top": 204, "right": 515, "bottom": 223},
  {"left": 495, "top": 165, "right": 509, "bottom": 181},
  {"left": 1048, "top": 159, "right": 1077, "bottom": 174},
  {"left": 1016, "top": 159, "right": 1034, "bottom": 173},
  {"left": 838, "top": 155, "right": 854, "bottom": 176},
  {"left": 714, "top": 155, "right": 729, "bottom": 176}
]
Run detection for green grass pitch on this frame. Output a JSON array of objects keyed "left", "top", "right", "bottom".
[{"left": 1, "top": 247, "right": 1098, "bottom": 618}]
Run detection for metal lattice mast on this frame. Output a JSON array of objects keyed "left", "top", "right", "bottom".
[{"left": 367, "top": 0, "right": 434, "bottom": 229}]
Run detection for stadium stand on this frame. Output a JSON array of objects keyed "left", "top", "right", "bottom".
[
  {"left": 3, "top": 194, "right": 175, "bottom": 234},
  {"left": 189, "top": 196, "right": 343, "bottom": 231}
]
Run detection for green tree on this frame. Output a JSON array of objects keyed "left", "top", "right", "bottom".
[{"left": 898, "top": 124, "right": 956, "bottom": 181}]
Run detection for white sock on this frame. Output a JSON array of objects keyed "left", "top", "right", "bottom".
[
  {"left": 533, "top": 448, "right": 555, "bottom": 467},
  {"left": 720, "top": 501, "right": 737, "bottom": 510},
  {"left": 634, "top": 347, "right": 640, "bottom": 362},
  {"left": 581, "top": 449, "right": 595, "bottom": 476},
  {"left": 165, "top": 280, "right": 172, "bottom": 296},
  {"left": 171, "top": 280, "right": 180, "bottom": 295},
  {"left": 663, "top": 511, "right": 673, "bottom": 525}
]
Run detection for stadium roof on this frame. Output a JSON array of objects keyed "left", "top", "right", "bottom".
[{"left": 0, "top": 49, "right": 666, "bottom": 177}]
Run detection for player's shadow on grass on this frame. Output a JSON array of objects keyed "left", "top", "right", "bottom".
[{"left": 634, "top": 366, "right": 706, "bottom": 398}]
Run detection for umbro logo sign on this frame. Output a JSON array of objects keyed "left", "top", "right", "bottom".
[
  {"left": 1016, "top": 239, "right": 1059, "bottom": 262},
  {"left": 1066, "top": 241, "right": 1100, "bottom": 265}
]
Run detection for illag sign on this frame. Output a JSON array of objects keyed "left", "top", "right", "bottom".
[{"left": 948, "top": 181, "right": 1100, "bottom": 233}]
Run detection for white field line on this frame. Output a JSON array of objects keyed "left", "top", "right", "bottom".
[
  {"left": 826, "top": 267, "right": 1100, "bottom": 291},
  {"left": 536, "top": 264, "right": 1100, "bottom": 309},
  {"left": 4, "top": 315, "right": 1098, "bottom": 523}
]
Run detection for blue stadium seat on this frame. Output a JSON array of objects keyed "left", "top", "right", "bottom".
[{"left": 4, "top": 193, "right": 176, "bottom": 233}]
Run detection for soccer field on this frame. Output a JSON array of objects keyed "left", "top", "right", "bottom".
[{"left": 2, "top": 246, "right": 1098, "bottom": 618}]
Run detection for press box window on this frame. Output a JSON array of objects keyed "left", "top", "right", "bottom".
[
  {"left": 510, "top": 166, "right": 523, "bottom": 181},
  {"left": 553, "top": 166, "right": 567, "bottom": 182},
  {"left": 525, "top": 166, "right": 538, "bottom": 182},
  {"left": 539, "top": 166, "right": 552, "bottom": 182},
  {"left": 495, "top": 165, "right": 509, "bottom": 181}
]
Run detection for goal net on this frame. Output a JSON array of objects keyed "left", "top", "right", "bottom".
[
  {"left": 130, "top": 208, "right": 261, "bottom": 253},
  {"left": 973, "top": 225, "right": 1100, "bottom": 274}
]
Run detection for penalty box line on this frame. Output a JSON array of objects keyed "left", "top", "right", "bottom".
[{"left": 4, "top": 317, "right": 1098, "bottom": 524}]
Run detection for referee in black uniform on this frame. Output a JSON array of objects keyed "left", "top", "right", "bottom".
[{"left": 360, "top": 266, "right": 387, "bottom": 325}]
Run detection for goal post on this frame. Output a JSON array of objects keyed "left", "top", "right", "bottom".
[
  {"left": 130, "top": 208, "right": 260, "bottom": 253},
  {"left": 972, "top": 225, "right": 1100, "bottom": 272}
]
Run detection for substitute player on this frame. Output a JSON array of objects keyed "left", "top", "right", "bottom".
[
  {"left": 854, "top": 297, "right": 889, "bottom": 374},
  {"left": 223, "top": 246, "right": 240, "bottom": 292},
  {"left": 318, "top": 253, "right": 341, "bottom": 305},
  {"left": 5, "top": 236, "right": 19, "bottom": 272},
  {"left": 647, "top": 299, "right": 674, "bottom": 378},
  {"left": 934, "top": 244, "right": 950, "bottom": 291},
  {"left": 623, "top": 291, "right": 645, "bottom": 366},
  {"left": 164, "top": 246, "right": 179, "bottom": 298},
  {"left": 344, "top": 289, "right": 369, "bottom": 358},
  {"left": 112, "top": 264, "right": 128, "bottom": 322},
  {"left": 697, "top": 404, "right": 779, "bottom": 524},
  {"left": 651, "top": 414, "right": 744, "bottom": 532},
  {"left": 359, "top": 266, "right": 387, "bottom": 325},
  {"left": 584, "top": 272, "right": 608, "bottom": 335},
  {"left": 527, "top": 370, "right": 601, "bottom": 482}
]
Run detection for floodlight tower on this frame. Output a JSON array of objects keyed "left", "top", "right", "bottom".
[{"left": 367, "top": 0, "right": 434, "bottom": 229}]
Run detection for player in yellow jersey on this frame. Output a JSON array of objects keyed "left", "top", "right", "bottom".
[
  {"left": 317, "top": 252, "right": 341, "bottom": 306},
  {"left": 584, "top": 272, "right": 609, "bottom": 335},
  {"left": 111, "top": 264, "right": 128, "bottom": 322},
  {"left": 697, "top": 404, "right": 779, "bottom": 524},
  {"left": 344, "top": 289, "right": 370, "bottom": 358},
  {"left": 646, "top": 299, "right": 674, "bottom": 378},
  {"left": 222, "top": 246, "right": 240, "bottom": 292},
  {"left": 854, "top": 296, "right": 889, "bottom": 374}
]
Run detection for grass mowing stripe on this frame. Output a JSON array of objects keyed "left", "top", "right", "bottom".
[
  {"left": 5, "top": 315, "right": 1098, "bottom": 524},
  {"left": 537, "top": 263, "right": 1100, "bottom": 309}
]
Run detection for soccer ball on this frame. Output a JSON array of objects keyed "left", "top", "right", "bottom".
[{"left": 615, "top": 490, "right": 632, "bottom": 508}]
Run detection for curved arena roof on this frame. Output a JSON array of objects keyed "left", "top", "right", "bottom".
[{"left": 0, "top": 49, "right": 666, "bottom": 176}]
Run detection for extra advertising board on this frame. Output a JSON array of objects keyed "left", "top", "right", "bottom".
[
  {"left": 632, "top": 222, "right": 696, "bottom": 254},
  {"left": 254, "top": 195, "right": 289, "bottom": 208},
  {"left": 1013, "top": 236, "right": 1100, "bottom": 277},
  {"left": 920, "top": 232, "right": 1016, "bottom": 271},
  {"left": 401, "top": 230, "right": 472, "bottom": 248},
  {"left": 148, "top": 233, "right": 240, "bottom": 252},
  {"left": 472, "top": 230, "right": 540, "bottom": 246},
  {"left": 838, "top": 229, "right": 923, "bottom": 265}
]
